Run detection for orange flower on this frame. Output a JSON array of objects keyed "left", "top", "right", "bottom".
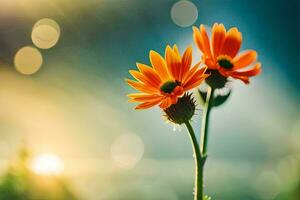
[
  {"left": 127, "top": 45, "right": 209, "bottom": 110},
  {"left": 193, "top": 23, "right": 261, "bottom": 84}
]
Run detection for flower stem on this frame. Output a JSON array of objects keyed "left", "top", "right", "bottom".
[
  {"left": 200, "top": 86, "right": 214, "bottom": 157},
  {"left": 185, "top": 120, "right": 203, "bottom": 200}
]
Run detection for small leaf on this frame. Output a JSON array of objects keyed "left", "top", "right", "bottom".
[
  {"left": 197, "top": 89, "right": 207, "bottom": 106},
  {"left": 212, "top": 91, "right": 231, "bottom": 107}
]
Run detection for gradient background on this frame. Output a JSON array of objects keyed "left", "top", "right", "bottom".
[{"left": 0, "top": 0, "right": 299, "bottom": 200}]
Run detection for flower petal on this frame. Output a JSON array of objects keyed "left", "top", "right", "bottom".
[
  {"left": 193, "top": 26, "right": 213, "bottom": 59},
  {"left": 181, "top": 46, "right": 192, "bottom": 81},
  {"left": 136, "top": 63, "right": 162, "bottom": 84},
  {"left": 170, "top": 95, "right": 178, "bottom": 104},
  {"left": 128, "top": 93, "right": 163, "bottom": 102},
  {"left": 204, "top": 57, "right": 219, "bottom": 69},
  {"left": 200, "top": 25, "right": 213, "bottom": 58},
  {"left": 231, "top": 63, "right": 262, "bottom": 77},
  {"left": 229, "top": 74, "right": 250, "bottom": 84},
  {"left": 183, "top": 68, "right": 209, "bottom": 90},
  {"left": 129, "top": 70, "right": 160, "bottom": 88},
  {"left": 149, "top": 50, "right": 170, "bottom": 81},
  {"left": 135, "top": 98, "right": 163, "bottom": 109},
  {"left": 183, "top": 64, "right": 207, "bottom": 86},
  {"left": 220, "top": 27, "right": 242, "bottom": 58},
  {"left": 172, "top": 86, "right": 184, "bottom": 96},
  {"left": 182, "top": 62, "right": 201, "bottom": 83},
  {"left": 126, "top": 79, "right": 158, "bottom": 93},
  {"left": 184, "top": 75, "right": 209, "bottom": 90},
  {"left": 233, "top": 50, "right": 257, "bottom": 70},
  {"left": 159, "top": 97, "right": 173, "bottom": 109},
  {"left": 173, "top": 45, "right": 181, "bottom": 58},
  {"left": 212, "top": 23, "right": 226, "bottom": 59},
  {"left": 219, "top": 63, "right": 261, "bottom": 84},
  {"left": 165, "top": 45, "right": 181, "bottom": 80},
  {"left": 193, "top": 26, "right": 205, "bottom": 54}
]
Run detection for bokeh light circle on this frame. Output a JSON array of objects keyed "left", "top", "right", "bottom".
[
  {"left": 171, "top": 0, "right": 198, "bottom": 27},
  {"left": 254, "top": 170, "right": 281, "bottom": 200},
  {"left": 31, "top": 18, "right": 61, "bottom": 49},
  {"left": 111, "top": 133, "right": 144, "bottom": 170},
  {"left": 14, "top": 46, "right": 43, "bottom": 75}
]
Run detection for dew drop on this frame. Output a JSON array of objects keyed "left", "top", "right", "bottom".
[
  {"left": 172, "top": 124, "right": 183, "bottom": 132},
  {"left": 173, "top": 124, "right": 177, "bottom": 132}
]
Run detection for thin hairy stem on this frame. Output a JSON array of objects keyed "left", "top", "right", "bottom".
[{"left": 185, "top": 120, "right": 203, "bottom": 200}]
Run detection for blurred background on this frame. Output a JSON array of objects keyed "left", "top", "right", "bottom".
[{"left": 0, "top": 0, "right": 299, "bottom": 199}]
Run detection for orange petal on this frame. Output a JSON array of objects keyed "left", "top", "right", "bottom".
[
  {"left": 183, "top": 65, "right": 207, "bottom": 86},
  {"left": 219, "top": 67, "right": 255, "bottom": 84},
  {"left": 181, "top": 46, "right": 192, "bottom": 81},
  {"left": 230, "top": 74, "right": 250, "bottom": 84},
  {"left": 136, "top": 63, "right": 162, "bottom": 84},
  {"left": 129, "top": 70, "right": 160, "bottom": 88},
  {"left": 193, "top": 26, "right": 213, "bottom": 59},
  {"left": 128, "top": 93, "right": 163, "bottom": 102},
  {"left": 233, "top": 50, "right": 257, "bottom": 70},
  {"left": 220, "top": 27, "right": 242, "bottom": 58},
  {"left": 200, "top": 25, "right": 213, "bottom": 58},
  {"left": 219, "top": 63, "right": 261, "bottom": 84},
  {"left": 165, "top": 45, "right": 181, "bottom": 80},
  {"left": 184, "top": 75, "right": 208, "bottom": 90},
  {"left": 204, "top": 57, "right": 219, "bottom": 69},
  {"left": 172, "top": 86, "right": 184, "bottom": 96},
  {"left": 183, "top": 69, "right": 209, "bottom": 90},
  {"left": 182, "top": 62, "right": 201, "bottom": 83},
  {"left": 218, "top": 68, "right": 230, "bottom": 77},
  {"left": 135, "top": 98, "right": 163, "bottom": 109},
  {"left": 170, "top": 95, "right": 178, "bottom": 104},
  {"left": 231, "top": 63, "right": 262, "bottom": 77},
  {"left": 212, "top": 23, "right": 226, "bottom": 59},
  {"left": 126, "top": 79, "right": 158, "bottom": 93},
  {"left": 173, "top": 45, "right": 181, "bottom": 58},
  {"left": 193, "top": 26, "right": 205, "bottom": 54},
  {"left": 159, "top": 97, "right": 173, "bottom": 109},
  {"left": 149, "top": 50, "right": 170, "bottom": 81}
]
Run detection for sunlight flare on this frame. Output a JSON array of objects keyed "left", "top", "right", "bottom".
[{"left": 30, "top": 153, "right": 64, "bottom": 175}]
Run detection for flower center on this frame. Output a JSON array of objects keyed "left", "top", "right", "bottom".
[
  {"left": 160, "top": 81, "right": 180, "bottom": 94},
  {"left": 217, "top": 56, "right": 234, "bottom": 69}
]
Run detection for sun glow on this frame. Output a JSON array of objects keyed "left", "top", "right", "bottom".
[{"left": 31, "top": 154, "right": 64, "bottom": 175}]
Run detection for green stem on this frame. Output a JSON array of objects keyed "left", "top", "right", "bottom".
[
  {"left": 200, "top": 86, "right": 214, "bottom": 157},
  {"left": 185, "top": 120, "right": 203, "bottom": 200}
]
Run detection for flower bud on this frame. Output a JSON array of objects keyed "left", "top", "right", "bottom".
[
  {"left": 164, "top": 93, "right": 196, "bottom": 124},
  {"left": 205, "top": 69, "right": 228, "bottom": 89}
]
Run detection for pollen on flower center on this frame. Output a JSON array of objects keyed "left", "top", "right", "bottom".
[
  {"left": 160, "top": 81, "right": 180, "bottom": 93},
  {"left": 217, "top": 57, "right": 234, "bottom": 69}
]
